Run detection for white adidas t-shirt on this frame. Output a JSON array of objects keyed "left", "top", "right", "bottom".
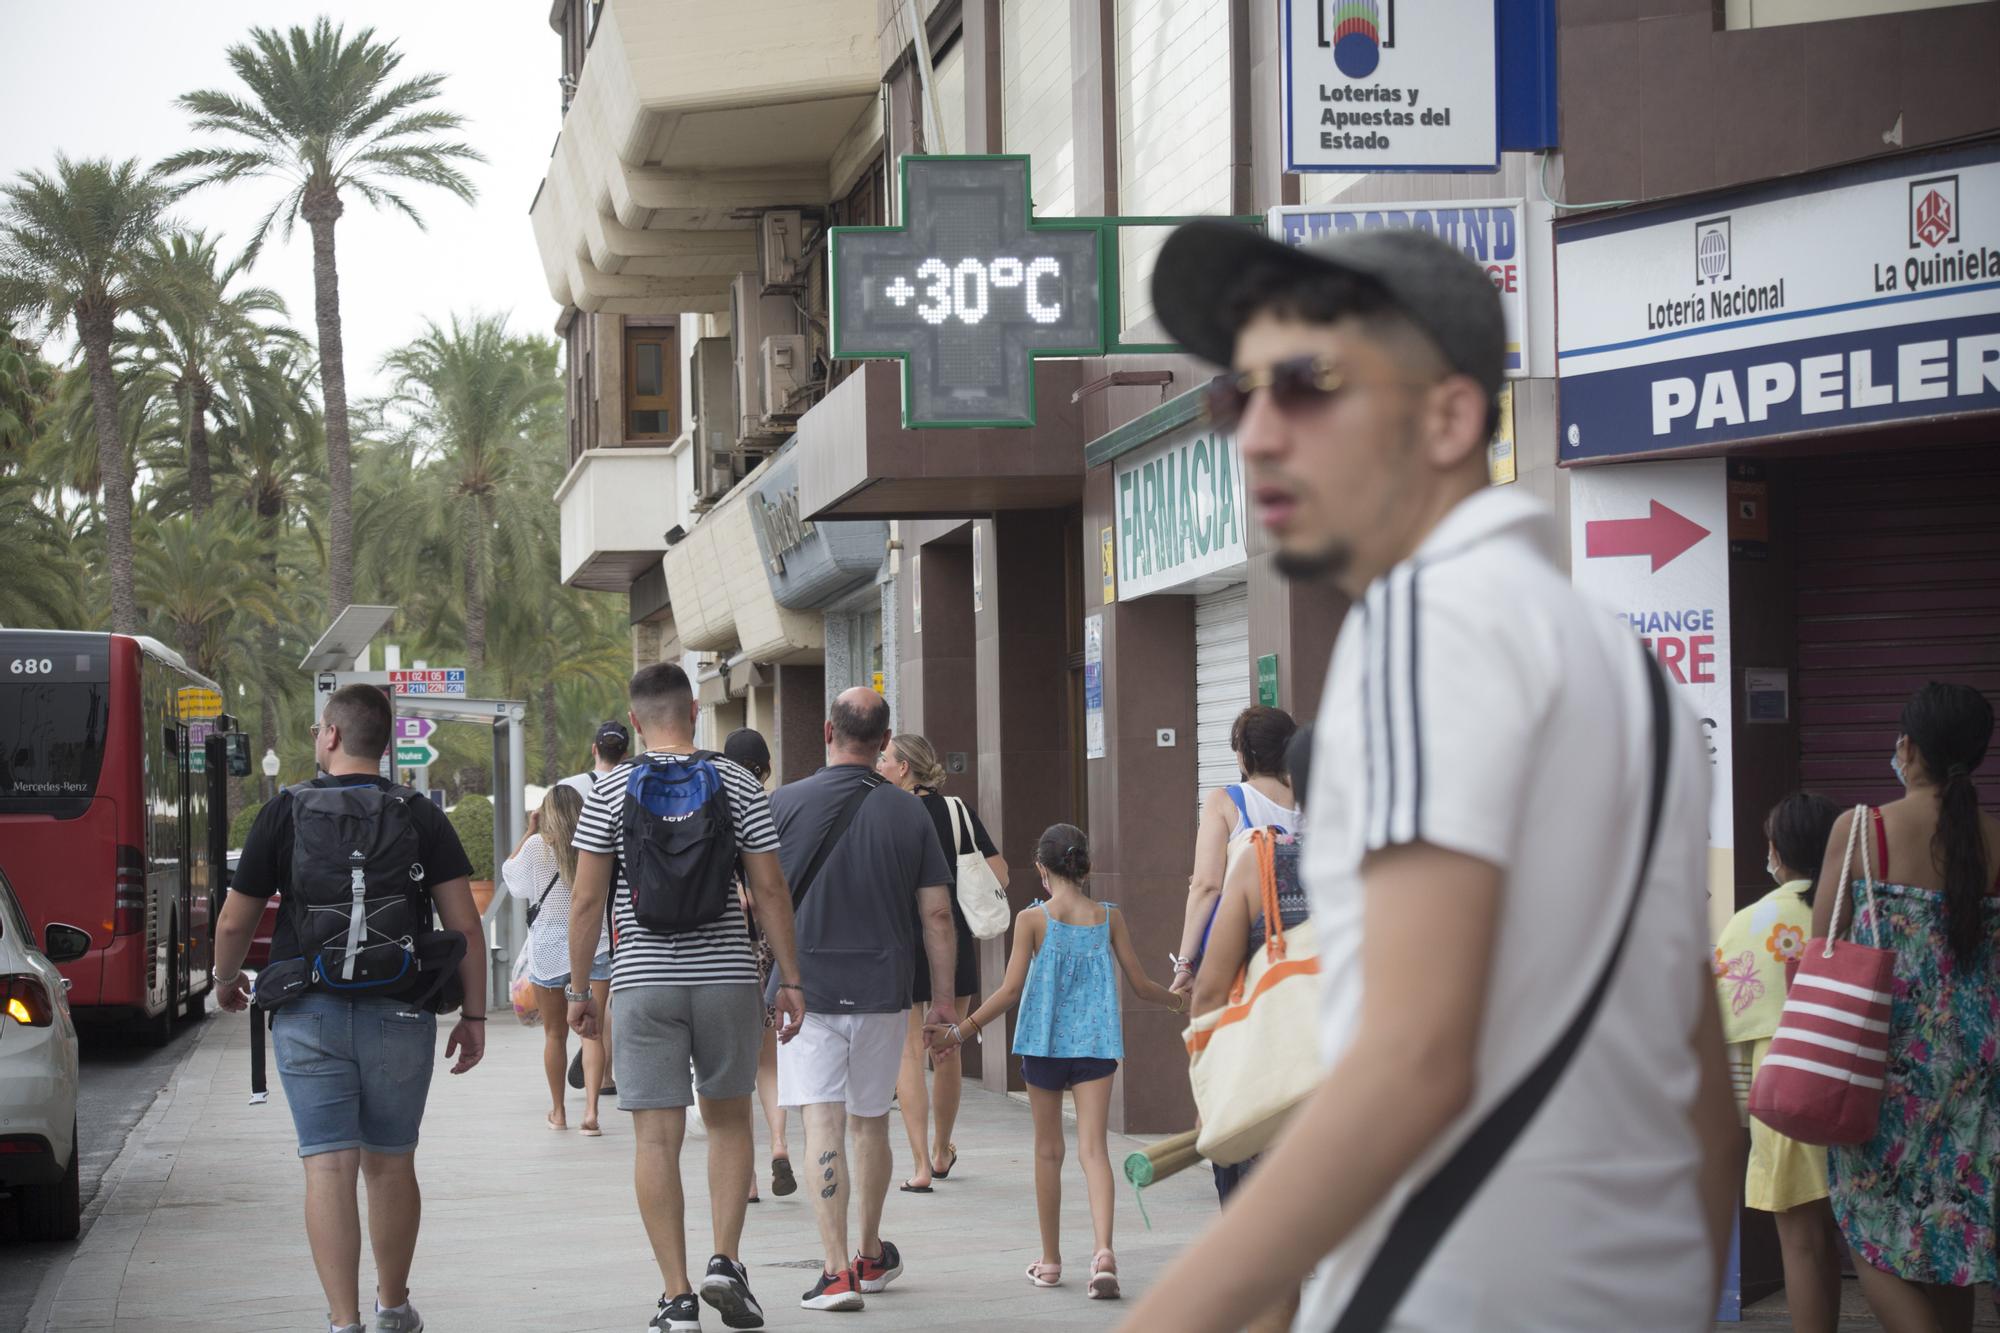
[{"left": 1298, "top": 488, "right": 1717, "bottom": 1332}]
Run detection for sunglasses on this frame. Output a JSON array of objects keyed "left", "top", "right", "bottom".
[{"left": 1202, "top": 356, "right": 1346, "bottom": 432}]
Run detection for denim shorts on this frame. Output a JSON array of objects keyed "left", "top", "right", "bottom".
[
  {"left": 1019, "top": 1054, "right": 1118, "bottom": 1091},
  {"left": 533, "top": 951, "right": 612, "bottom": 990},
  {"left": 271, "top": 992, "right": 438, "bottom": 1157}
]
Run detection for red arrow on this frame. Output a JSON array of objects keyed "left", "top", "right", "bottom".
[{"left": 1584, "top": 501, "right": 1710, "bottom": 573}]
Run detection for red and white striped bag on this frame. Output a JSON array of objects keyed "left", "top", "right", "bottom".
[{"left": 1748, "top": 805, "right": 1895, "bottom": 1146}]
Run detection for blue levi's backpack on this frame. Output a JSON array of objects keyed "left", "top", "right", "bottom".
[{"left": 618, "top": 751, "right": 738, "bottom": 935}]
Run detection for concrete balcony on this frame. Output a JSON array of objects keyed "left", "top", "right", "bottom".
[
  {"left": 554, "top": 446, "right": 684, "bottom": 591},
  {"left": 532, "top": 0, "right": 880, "bottom": 316}
]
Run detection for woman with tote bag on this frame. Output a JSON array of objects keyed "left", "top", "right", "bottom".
[{"left": 878, "top": 733, "right": 1011, "bottom": 1192}]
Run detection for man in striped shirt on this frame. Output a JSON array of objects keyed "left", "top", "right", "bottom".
[
  {"left": 1122, "top": 224, "right": 1740, "bottom": 1331},
  {"left": 568, "top": 662, "right": 805, "bottom": 1333}
]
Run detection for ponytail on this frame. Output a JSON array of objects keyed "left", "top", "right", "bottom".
[
  {"left": 1900, "top": 682, "right": 1995, "bottom": 969},
  {"left": 1937, "top": 766, "right": 1988, "bottom": 967}
]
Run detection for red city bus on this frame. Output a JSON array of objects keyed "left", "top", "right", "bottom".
[{"left": 0, "top": 631, "right": 241, "bottom": 1042}]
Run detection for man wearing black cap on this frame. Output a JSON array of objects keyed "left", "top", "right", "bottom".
[
  {"left": 562, "top": 719, "right": 633, "bottom": 801},
  {"left": 1124, "top": 226, "right": 1738, "bottom": 1331}
]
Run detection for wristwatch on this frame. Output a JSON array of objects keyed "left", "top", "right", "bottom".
[{"left": 563, "top": 986, "right": 592, "bottom": 1003}]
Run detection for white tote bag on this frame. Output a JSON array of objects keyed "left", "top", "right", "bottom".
[{"left": 945, "top": 796, "right": 1010, "bottom": 940}]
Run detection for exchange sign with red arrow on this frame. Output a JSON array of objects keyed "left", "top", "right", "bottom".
[{"left": 1583, "top": 500, "right": 1710, "bottom": 573}]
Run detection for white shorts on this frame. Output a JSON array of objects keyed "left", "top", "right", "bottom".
[{"left": 777, "top": 1012, "right": 905, "bottom": 1117}]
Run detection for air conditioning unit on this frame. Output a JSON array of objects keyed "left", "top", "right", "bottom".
[
  {"left": 689, "top": 336, "right": 737, "bottom": 506},
  {"left": 759, "top": 210, "right": 804, "bottom": 288},
  {"left": 761, "top": 335, "right": 810, "bottom": 421},
  {"left": 730, "top": 273, "right": 801, "bottom": 445}
]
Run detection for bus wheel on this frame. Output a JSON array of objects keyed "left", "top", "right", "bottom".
[{"left": 144, "top": 924, "right": 179, "bottom": 1047}]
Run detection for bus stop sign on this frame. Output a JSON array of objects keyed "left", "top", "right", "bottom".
[{"left": 831, "top": 156, "right": 1105, "bottom": 429}]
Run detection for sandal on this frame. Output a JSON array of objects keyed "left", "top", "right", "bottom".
[
  {"left": 1088, "top": 1250, "right": 1120, "bottom": 1300},
  {"left": 578, "top": 1118, "right": 602, "bottom": 1138},
  {"left": 772, "top": 1156, "right": 797, "bottom": 1197},
  {"left": 545, "top": 1112, "right": 567, "bottom": 1131},
  {"left": 899, "top": 1180, "right": 933, "bottom": 1194},
  {"left": 931, "top": 1144, "right": 958, "bottom": 1180},
  {"left": 1026, "top": 1260, "right": 1062, "bottom": 1288}
]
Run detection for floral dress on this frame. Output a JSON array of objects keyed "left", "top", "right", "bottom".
[{"left": 1827, "top": 815, "right": 2000, "bottom": 1285}]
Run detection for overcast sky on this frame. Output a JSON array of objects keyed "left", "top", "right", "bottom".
[{"left": 0, "top": 1, "right": 562, "bottom": 399}]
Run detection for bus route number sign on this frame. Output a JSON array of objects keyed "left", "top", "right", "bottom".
[
  {"left": 389, "top": 669, "right": 466, "bottom": 697},
  {"left": 831, "top": 156, "right": 1105, "bottom": 428}
]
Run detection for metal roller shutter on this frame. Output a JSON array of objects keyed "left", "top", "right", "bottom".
[
  {"left": 1795, "top": 446, "right": 2000, "bottom": 814},
  {"left": 1195, "top": 583, "right": 1251, "bottom": 808}
]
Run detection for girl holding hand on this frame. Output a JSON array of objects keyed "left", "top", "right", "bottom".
[{"left": 928, "top": 823, "right": 1186, "bottom": 1301}]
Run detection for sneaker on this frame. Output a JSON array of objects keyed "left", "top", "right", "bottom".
[
  {"left": 854, "top": 1240, "right": 903, "bottom": 1294},
  {"left": 698, "top": 1255, "right": 765, "bottom": 1329},
  {"left": 374, "top": 1304, "right": 422, "bottom": 1333},
  {"left": 650, "top": 1292, "right": 702, "bottom": 1332},
  {"left": 799, "top": 1268, "right": 865, "bottom": 1312}
]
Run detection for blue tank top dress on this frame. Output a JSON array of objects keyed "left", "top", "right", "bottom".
[{"left": 1013, "top": 904, "right": 1122, "bottom": 1090}]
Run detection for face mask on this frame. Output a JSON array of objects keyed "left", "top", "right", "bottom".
[
  {"left": 1767, "top": 857, "right": 1783, "bottom": 884},
  {"left": 1891, "top": 749, "right": 1907, "bottom": 786}
]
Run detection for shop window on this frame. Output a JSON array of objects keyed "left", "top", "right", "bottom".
[{"left": 625, "top": 326, "right": 678, "bottom": 441}]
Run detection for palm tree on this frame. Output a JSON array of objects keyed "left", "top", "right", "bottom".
[
  {"left": 0, "top": 155, "right": 175, "bottom": 633},
  {"left": 377, "top": 315, "right": 558, "bottom": 668},
  {"left": 133, "top": 507, "right": 286, "bottom": 678},
  {"left": 0, "top": 469, "right": 83, "bottom": 628},
  {"left": 0, "top": 322, "right": 55, "bottom": 461},
  {"left": 162, "top": 18, "right": 482, "bottom": 620},
  {"left": 130, "top": 231, "right": 294, "bottom": 517}
]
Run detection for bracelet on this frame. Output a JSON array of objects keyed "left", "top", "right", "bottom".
[
  {"left": 945, "top": 1023, "right": 963, "bottom": 1045},
  {"left": 961, "top": 1014, "right": 982, "bottom": 1038},
  {"left": 461, "top": 1015, "right": 486, "bottom": 1022},
  {"left": 563, "top": 987, "right": 592, "bottom": 1003},
  {"left": 777, "top": 983, "right": 804, "bottom": 992},
  {"left": 215, "top": 971, "right": 241, "bottom": 987}
]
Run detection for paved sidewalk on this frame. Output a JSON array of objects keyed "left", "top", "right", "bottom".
[{"left": 29, "top": 1009, "right": 1217, "bottom": 1332}]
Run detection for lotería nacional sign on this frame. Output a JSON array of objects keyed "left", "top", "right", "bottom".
[
  {"left": 1557, "top": 144, "right": 2000, "bottom": 462},
  {"left": 1114, "top": 420, "right": 1248, "bottom": 600},
  {"left": 831, "top": 156, "right": 1105, "bottom": 428}
]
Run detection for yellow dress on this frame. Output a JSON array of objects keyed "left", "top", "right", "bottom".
[{"left": 1714, "top": 881, "right": 1828, "bottom": 1213}]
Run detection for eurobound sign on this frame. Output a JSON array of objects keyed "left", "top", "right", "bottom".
[
  {"left": 1270, "top": 199, "right": 1528, "bottom": 375},
  {"left": 1557, "top": 144, "right": 2000, "bottom": 461},
  {"left": 1281, "top": 0, "right": 1499, "bottom": 173},
  {"left": 1114, "top": 421, "right": 1247, "bottom": 600}
]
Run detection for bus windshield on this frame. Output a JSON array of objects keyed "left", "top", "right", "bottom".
[{"left": 0, "top": 680, "right": 109, "bottom": 805}]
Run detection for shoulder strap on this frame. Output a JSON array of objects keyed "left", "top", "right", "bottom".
[
  {"left": 534, "top": 871, "right": 561, "bottom": 913},
  {"left": 790, "top": 773, "right": 884, "bottom": 910},
  {"left": 1224, "top": 784, "right": 1251, "bottom": 827},
  {"left": 1329, "top": 640, "right": 1675, "bottom": 1333},
  {"left": 946, "top": 795, "right": 974, "bottom": 856},
  {"left": 1870, "top": 807, "right": 1890, "bottom": 881}
]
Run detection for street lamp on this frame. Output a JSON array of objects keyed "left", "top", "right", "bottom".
[{"left": 261, "top": 748, "right": 280, "bottom": 801}]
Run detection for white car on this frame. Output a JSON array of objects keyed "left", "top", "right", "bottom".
[{"left": 0, "top": 866, "right": 85, "bottom": 1241}]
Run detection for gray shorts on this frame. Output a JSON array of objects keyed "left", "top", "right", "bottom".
[{"left": 611, "top": 983, "right": 762, "bottom": 1111}]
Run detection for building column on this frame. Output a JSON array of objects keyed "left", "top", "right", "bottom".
[
  {"left": 973, "top": 511, "right": 1077, "bottom": 1092},
  {"left": 1247, "top": 550, "right": 1347, "bottom": 723},
  {"left": 772, "top": 664, "right": 825, "bottom": 785}
]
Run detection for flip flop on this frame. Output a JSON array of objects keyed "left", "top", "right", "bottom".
[
  {"left": 578, "top": 1120, "right": 602, "bottom": 1138},
  {"left": 1026, "top": 1261, "right": 1061, "bottom": 1288},
  {"left": 931, "top": 1144, "right": 958, "bottom": 1179},
  {"left": 546, "top": 1113, "right": 567, "bottom": 1131},
  {"left": 772, "top": 1156, "right": 797, "bottom": 1197},
  {"left": 899, "top": 1180, "right": 933, "bottom": 1194}
]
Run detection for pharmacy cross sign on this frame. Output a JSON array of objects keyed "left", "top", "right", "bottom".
[{"left": 831, "top": 156, "right": 1107, "bottom": 428}]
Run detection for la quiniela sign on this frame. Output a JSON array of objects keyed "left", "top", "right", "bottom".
[{"left": 1115, "top": 421, "right": 1247, "bottom": 600}]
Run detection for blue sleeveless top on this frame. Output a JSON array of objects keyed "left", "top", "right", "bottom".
[{"left": 1011, "top": 903, "right": 1122, "bottom": 1060}]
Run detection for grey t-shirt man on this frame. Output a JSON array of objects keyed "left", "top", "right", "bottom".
[{"left": 768, "top": 763, "right": 952, "bottom": 1014}]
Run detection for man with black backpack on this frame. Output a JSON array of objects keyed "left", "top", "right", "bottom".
[
  {"left": 212, "top": 683, "right": 486, "bottom": 1333},
  {"left": 567, "top": 662, "right": 807, "bottom": 1333}
]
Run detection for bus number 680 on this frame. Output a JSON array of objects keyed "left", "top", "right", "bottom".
[{"left": 9, "top": 658, "right": 54, "bottom": 675}]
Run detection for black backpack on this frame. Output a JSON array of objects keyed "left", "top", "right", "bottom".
[
  {"left": 618, "top": 752, "right": 737, "bottom": 936},
  {"left": 285, "top": 781, "right": 435, "bottom": 998}
]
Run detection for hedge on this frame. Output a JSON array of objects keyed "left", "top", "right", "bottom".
[{"left": 448, "top": 794, "right": 496, "bottom": 880}]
